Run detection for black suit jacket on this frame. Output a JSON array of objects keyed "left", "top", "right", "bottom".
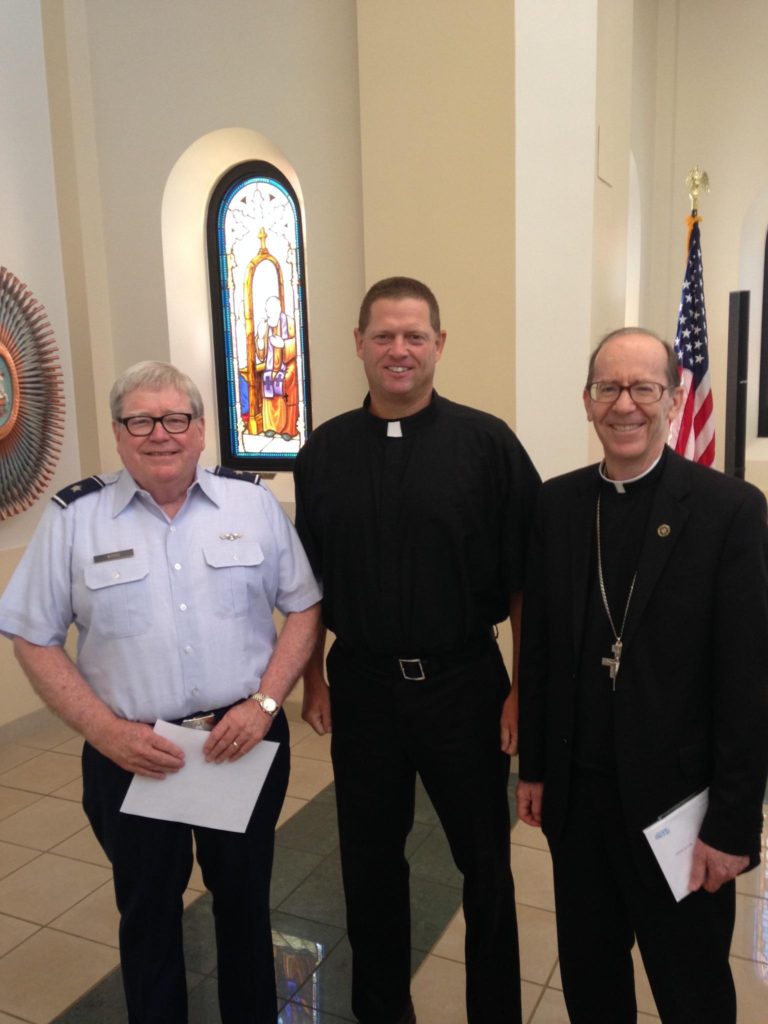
[{"left": 519, "top": 448, "right": 768, "bottom": 865}]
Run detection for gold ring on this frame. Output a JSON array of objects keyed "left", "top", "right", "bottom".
[{"left": 232, "top": 740, "right": 239, "bottom": 749}]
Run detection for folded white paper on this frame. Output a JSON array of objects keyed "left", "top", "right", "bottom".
[
  {"left": 120, "top": 720, "right": 279, "bottom": 833},
  {"left": 643, "top": 788, "right": 709, "bottom": 902}
]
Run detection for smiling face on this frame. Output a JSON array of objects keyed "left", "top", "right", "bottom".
[
  {"left": 113, "top": 386, "right": 205, "bottom": 503},
  {"left": 354, "top": 297, "right": 446, "bottom": 418},
  {"left": 583, "top": 333, "right": 683, "bottom": 480}
]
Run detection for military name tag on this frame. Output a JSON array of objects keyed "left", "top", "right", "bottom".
[{"left": 93, "top": 548, "right": 134, "bottom": 564}]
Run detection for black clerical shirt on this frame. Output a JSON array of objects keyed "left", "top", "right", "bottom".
[
  {"left": 293, "top": 393, "right": 540, "bottom": 657},
  {"left": 573, "top": 449, "right": 667, "bottom": 773}
]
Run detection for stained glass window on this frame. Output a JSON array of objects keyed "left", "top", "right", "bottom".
[{"left": 207, "top": 161, "right": 311, "bottom": 470}]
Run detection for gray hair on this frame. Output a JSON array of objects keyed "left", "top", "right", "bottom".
[
  {"left": 586, "top": 327, "right": 679, "bottom": 389},
  {"left": 109, "top": 361, "right": 204, "bottom": 420}
]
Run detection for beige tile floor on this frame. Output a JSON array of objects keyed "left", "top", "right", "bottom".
[
  {"left": 0, "top": 703, "right": 765, "bottom": 1023},
  {"left": 414, "top": 808, "right": 768, "bottom": 1024}
]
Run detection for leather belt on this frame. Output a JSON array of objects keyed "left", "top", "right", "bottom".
[{"left": 337, "top": 634, "right": 495, "bottom": 681}]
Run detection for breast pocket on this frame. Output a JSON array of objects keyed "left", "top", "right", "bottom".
[
  {"left": 83, "top": 556, "right": 151, "bottom": 638},
  {"left": 203, "top": 540, "right": 265, "bottom": 618}
]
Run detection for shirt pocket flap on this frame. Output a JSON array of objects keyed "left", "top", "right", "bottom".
[
  {"left": 84, "top": 556, "right": 149, "bottom": 590},
  {"left": 203, "top": 540, "right": 265, "bottom": 569}
]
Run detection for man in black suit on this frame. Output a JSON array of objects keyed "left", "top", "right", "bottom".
[{"left": 517, "top": 328, "right": 768, "bottom": 1024}]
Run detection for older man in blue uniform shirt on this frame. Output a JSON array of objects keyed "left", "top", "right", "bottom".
[{"left": 0, "top": 361, "right": 321, "bottom": 1024}]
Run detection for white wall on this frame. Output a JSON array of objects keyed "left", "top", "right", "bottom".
[
  {"left": 515, "top": 0, "right": 598, "bottom": 480},
  {"left": 630, "top": 0, "right": 677, "bottom": 337},
  {"left": 0, "top": 1, "right": 80, "bottom": 544},
  {"left": 0, "top": 0, "right": 81, "bottom": 722}
]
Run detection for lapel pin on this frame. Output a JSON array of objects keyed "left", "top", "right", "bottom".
[{"left": 657, "top": 524, "right": 671, "bottom": 538}]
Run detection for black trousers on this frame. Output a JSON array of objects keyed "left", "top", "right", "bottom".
[
  {"left": 81, "top": 711, "right": 290, "bottom": 1024},
  {"left": 327, "top": 640, "right": 522, "bottom": 1024},
  {"left": 548, "top": 769, "right": 737, "bottom": 1024}
]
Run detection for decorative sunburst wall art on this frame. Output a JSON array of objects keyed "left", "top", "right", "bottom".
[{"left": 0, "top": 268, "right": 65, "bottom": 520}]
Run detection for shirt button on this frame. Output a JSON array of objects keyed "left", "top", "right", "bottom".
[
  {"left": 169, "top": 526, "right": 176, "bottom": 533},
  {"left": 233, "top": 554, "right": 239, "bottom": 561},
  {"left": 111, "top": 572, "right": 120, "bottom": 580},
  {"left": 174, "top": 563, "right": 182, "bottom": 571},
  {"left": 184, "top": 645, "right": 193, "bottom": 654},
  {"left": 179, "top": 603, "right": 188, "bottom": 611}
]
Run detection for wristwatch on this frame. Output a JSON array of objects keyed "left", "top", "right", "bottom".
[{"left": 249, "top": 691, "right": 280, "bottom": 717}]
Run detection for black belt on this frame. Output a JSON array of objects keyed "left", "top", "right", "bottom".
[{"left": 336, "top": 634, "right": 495, "bottom": 681}]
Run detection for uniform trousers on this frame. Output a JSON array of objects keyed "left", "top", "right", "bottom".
[
  {"left": 327, "top": 640, "right": 522, "bottom": 1024},
  {"left": 81, "top": 711, "right": 290, "bottom": 1024},
  {"left": 548, "top": 768, "right": 737, "bottom": 1024}
]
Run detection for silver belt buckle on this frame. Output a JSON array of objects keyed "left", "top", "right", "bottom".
[
  {"left": 181, "top": 712, "right": 215, "bottom": 731},
  {"left": 398, "top": 658, "right": 426, "bottom": 681}
]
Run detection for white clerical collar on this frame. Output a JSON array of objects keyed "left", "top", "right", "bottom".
[{"left": 599, "top": 451, "right": 664, "bottom": 494}]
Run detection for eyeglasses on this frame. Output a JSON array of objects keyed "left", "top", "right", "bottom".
[
  {"left": 587, "top": 381, "right": 674, "bottom": 405},
  {"left": 117, "top": 413, "right": 195, "bottom": 437}
]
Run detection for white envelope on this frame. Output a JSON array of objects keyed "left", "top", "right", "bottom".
[
  {"left": 643, "top": 788, "right": 709, "bottom": 902},
  {"left": 120, "top": 720, "right": 279, "bottom": 833}
]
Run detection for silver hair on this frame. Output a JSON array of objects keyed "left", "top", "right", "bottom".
[{"left": 109, "top": 361, "right": 204, "bottom": 420}]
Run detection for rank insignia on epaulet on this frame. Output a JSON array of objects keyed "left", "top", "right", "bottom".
[
  {"left": 211, "top": 466, "right": 261, "bottom": 485},
  {"left": 52, "top": 476, "right": 107, "bottom": 508}
]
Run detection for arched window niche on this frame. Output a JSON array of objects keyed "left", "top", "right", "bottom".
[{"left": 207, "top": 160, "right": 312, "bottom": 471}]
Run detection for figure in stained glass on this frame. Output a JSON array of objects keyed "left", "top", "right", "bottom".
[{"left": 208, "top": 162, "right": 311, "bottom": 470}]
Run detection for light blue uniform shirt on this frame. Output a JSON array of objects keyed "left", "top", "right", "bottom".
[{"left": 0, "top": 467, "right": 321, "bottom": 722}]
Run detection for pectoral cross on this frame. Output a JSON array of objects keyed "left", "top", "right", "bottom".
[{"left": 601, "top": 639, "right": 623, "bottom": 691}]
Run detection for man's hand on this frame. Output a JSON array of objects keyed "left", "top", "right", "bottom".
[
  {"left": 688, "top": 838, "right": 749, "bottom": 894},
  {"left": 302, "top": 676, "right": 332, "bottom": 734},
  {"left": 301, "top": 628, "right": 332, "bottom": 735},
  {"left": 96, "top": 719, "right": 184, "bottom": 778},
  {"left": 500, "top": 687, "right": 518, "bottom": 755},
  {"left": 203, "top": 700, "right": 273, "bottom": 763},
  {"left": 516, "top": 779, "right": 544, "bottom": 827}
]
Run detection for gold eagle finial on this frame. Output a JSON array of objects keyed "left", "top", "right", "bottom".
[{"left": 686, "top": 167, "right": 710, "bottom": 213}]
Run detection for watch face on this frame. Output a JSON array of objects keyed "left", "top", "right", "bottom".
[{"left": 261, "top": 695, "right": 278, "bottom": 714}]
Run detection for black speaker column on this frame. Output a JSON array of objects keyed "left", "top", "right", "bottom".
[{"left": 724, "top": 290, "right": 749, "bottom": 478}]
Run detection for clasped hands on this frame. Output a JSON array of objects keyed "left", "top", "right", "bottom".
[{"left": 97, "top": 701, "right": 272, "bottom": 777}]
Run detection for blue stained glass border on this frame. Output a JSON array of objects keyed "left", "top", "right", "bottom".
[{"left": 207, "top": 161, "right": 312, "bottom": 470}]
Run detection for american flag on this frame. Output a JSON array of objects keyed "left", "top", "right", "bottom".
[{"left": 668, "top": 217, "right": 715, "bottom": 465}]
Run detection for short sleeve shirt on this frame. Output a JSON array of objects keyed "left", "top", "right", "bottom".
[
  {"left": 0, "top": 468, "right": 321, "bottom": 722},
  {"left": 294, "top": 393, "right": 540, "bottom": 655}
]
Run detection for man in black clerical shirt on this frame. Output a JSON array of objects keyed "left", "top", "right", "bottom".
[
  {"left": 294, "top": 277, "right": 540, "bottom": 1024},
  {"left": 517, "top": 328, "right": 768, "bottom": 1024}
]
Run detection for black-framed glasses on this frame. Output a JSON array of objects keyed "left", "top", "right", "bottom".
[
  {"left": 117, "top": 413, "right": 195, "bottom": 437},
  {"left": 587, "top": 381, "right": 674, "bottom": 405}
]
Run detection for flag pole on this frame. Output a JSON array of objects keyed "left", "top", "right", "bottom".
[{"left": 669, "top": 167, "right": 715, "bottom": 466}]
